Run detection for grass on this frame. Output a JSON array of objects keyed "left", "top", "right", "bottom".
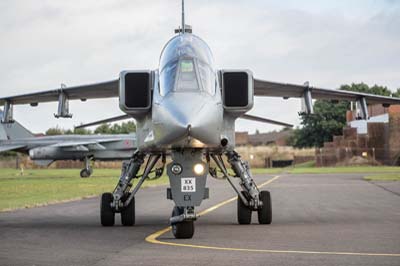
[
  {"left": 1, "top": 165, "right": 399, "bottom": 211},
  {"left": 364, "top": 173, "right": 400, "bottom": 181},
  {"left": 294, "top": 160, "right": 316, "bottom": 168},
  {"left": 0, "top": 169, "right": 169, "bottom": 211}
]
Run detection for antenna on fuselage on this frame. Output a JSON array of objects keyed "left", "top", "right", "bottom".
[{"left": 175, "top": 0, "right": 192, "bottom": 34}]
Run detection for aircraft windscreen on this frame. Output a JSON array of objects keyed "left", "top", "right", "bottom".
[
  {"left": 160, "top": 59, "right": 215, "bottom": 95},
  {"left": 159, "top": 34, "right": 216, "bottom": 96},
  {"left": 176, "top": 59, "right": 199, "bottom": 91}
]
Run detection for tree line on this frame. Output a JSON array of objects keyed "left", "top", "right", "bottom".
[{"left": 45, "top": 121, "right": 136, "bottom": 135}]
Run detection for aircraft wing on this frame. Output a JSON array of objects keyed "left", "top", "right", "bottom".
[
  {"left": 240, "top": 114, "right": 293, "bottom": 128},
  {"left": 0, "top": 144, "right": 26, "bottom": 152},
  {"left": 75, "top": 114, "right": 130, "bottom": 129},
  {"left": 254, "top": 79, "right": 400, "bottom": 105},
  {"left": 50, "top": 137, "right": 133, "bottom": 151},
  {"left": 51, "top": 141, "right": 106, "bottom": 151},
  {"left": 0, "top": 79, "right": 119, "bottom": 105}
]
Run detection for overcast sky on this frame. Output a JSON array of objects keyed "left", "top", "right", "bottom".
[{"left": 1, "top": 0, "right": 399, "bottom": 134}]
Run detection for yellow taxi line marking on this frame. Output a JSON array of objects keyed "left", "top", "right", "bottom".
[{"left": 145, "top": 175, "right": 400, "bottom": 257}]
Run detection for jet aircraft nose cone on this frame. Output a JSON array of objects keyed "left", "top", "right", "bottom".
[{"left": 153, "top": 93, "right": 222, "bottom": 147}]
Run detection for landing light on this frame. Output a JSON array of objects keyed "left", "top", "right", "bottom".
[{"left": 193, "top": 163, "right": 205, "bottom": 175}]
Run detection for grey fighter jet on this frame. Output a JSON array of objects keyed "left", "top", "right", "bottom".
[
  {"left": 1, "top": 0, "right": 400, "bottom": 239},
  {"left": 0, "top": 110, "right": 136, "bottom": 177}
]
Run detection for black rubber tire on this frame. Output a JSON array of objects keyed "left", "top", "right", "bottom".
[
  {"left": 80, "top": 169, "right": 89, "bottom": 178},
  {"left": 171, "top": 207, "right": 194, "bottom": 239},
  {"left": 237, "top": 192, "right": 252, "bottom": 224},
  {"left": 121, "top": 196, "right": 135, "bottom": 226},
  {"left": 100, "top": 193, "right": 115, "bottom": 226},
  {"left": 257, "top": 190, "right": 272, "bottom": 224}
]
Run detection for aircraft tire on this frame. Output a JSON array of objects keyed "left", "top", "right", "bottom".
[
  {"left": 237, "top": 192, "right": 252, "bottom": 224},
  {"left": 171, "top": 206, "right": 194, "bottom": 239},
  {"left": 257, "top": 190, "right": 272, "bottom": 224},
  {"left": 121, "top": 196, "right": 135, "bottom": 226},
  {"left": 100, "top": 193, "right": 115, "bottom": 226},
  {"left": 80, "top": 169, "right": 90, "bottom": 178}
]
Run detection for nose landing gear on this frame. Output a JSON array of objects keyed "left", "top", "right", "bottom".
[{"left": 171, "top": 206, "right": 195, "bottom": 239}]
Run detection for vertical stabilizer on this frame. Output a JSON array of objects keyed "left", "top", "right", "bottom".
[{"left": 0, "top": 110, "right": 34, "bottom": 140}]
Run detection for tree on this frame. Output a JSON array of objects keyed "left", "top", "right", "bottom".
[
  {"left": 71, "top": 128, "right": 92, "bottom": 135},
  {"left": 117, "top": 121, "right": 136, "bottom": 134},
  {"left": 340, "top": 83, "right": 392, "bottom": 96},
  {"left": 288, "top": 100, "right": 349, "bottom": 148},
  {"left": 45, "top": 127, "right": 64, "bottom": 135},
  {"left": 45, "top": 121, "right": 135, "bottom": 135},
  {"left": 393, "top": 88, "right": 400, "bottom": 98},
  {"left": 93, "top": 121, "right": 136, "bottom": 134},
  {"left": 94, "top": 124, "right": 112, "bottom": 134}
]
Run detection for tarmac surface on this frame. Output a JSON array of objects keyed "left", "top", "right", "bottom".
[{"left": 1, "top": 173, "right": 400, "bottom": 266}]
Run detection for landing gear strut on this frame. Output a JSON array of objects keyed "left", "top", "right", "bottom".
[
  {"left": 80, "top": 157, "right": 93, "bottom": 178},
  {"left": 100, "top": 152, "right": 163, "bottom": 227},
  {"left": 211, "top": 150, "right": 272, "bottom": 225}
]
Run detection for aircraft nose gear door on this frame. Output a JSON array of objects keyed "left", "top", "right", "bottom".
[{"left": 167, "top": 150, "right": 209, "bottom": 239}]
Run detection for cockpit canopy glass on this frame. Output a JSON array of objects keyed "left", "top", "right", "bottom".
[
  {"left": 176, "top": 59, "right": 199, "bottom": 91},
  {"left": 159, "top": 34, "right": 216, "bottom": 96}
]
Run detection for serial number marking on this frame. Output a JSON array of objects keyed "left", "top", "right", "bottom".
[{"left": 181, "top": 178, "right": 196, "bottom": 192}]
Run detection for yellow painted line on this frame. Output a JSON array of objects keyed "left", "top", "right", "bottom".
[{"left": 145, "top": 175, "right": 400, "bottom": 257}]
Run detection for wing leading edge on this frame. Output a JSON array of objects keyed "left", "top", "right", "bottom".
[
  {"left": 254, "top": 79, "right": 400, "bottom": 105},
  {"left": 0, "top": 79, "right": 119, "bottom": 123},
  {"left": 254, "top": 78, "right": 400, "bottom": 119},
  {"left": 0, "top": 79, "right": 119, "bottom": 106}
]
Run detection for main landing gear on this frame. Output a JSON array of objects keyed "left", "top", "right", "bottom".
[
  {"left": 100, "top": 152, "right": 164, "bottom": 226},
  {"left": 211, "top": 150, "right": 272, "bottom": 225}
]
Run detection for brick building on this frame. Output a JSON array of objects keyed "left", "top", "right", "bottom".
[
  {"left": 235, "top": 130, "right": 292, "bottom": 146},
  {"left": 316, "top": 105, "right": 400, "bottom": 166}
]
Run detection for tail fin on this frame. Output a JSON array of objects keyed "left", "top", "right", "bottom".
[{"left": 0, "top": 109, "right": 34, "bottom": 140}]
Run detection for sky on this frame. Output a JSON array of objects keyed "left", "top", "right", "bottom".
[{"left": 0, "top": 0, "right": 399, "bottom": 134}]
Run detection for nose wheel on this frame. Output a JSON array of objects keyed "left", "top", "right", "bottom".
[{"left": 171, "top": 206, "right": 195, "bottom": 239}]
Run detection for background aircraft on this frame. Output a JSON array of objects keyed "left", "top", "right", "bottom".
[
  {"left": 0, "top": 0, "right": 399, "bottom": 239},
  {"left": 0, "top": 110, "right": 136, "bottom": 177}
]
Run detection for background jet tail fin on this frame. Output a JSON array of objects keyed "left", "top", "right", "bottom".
[{"left": 0, "top": 109, "right": 34, "bottom": 140}]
